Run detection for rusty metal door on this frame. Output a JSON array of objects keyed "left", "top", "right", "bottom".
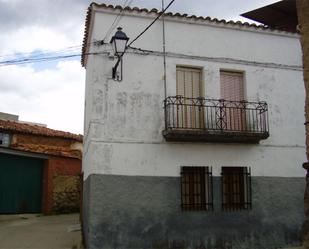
[
  {"left": 220, "top": 71, "right": 245, "bottom": 131},
  {"left": 176, "top": 66, "right": 203, "bottom": 129}
]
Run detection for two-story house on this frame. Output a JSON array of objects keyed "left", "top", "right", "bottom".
[{"left": 81, "top": 3, "right": 306, "bottom": 249}]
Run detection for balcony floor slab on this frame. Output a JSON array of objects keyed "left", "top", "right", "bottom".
[{"left": 162, "top": 129, "right": 269, "bottom": 143}]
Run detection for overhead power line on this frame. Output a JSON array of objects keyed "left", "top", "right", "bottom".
[
  {"left": 0, "top": 49, "right": 112, "bottom": 67},
  {"left": 0, "top": 0, "right": 175, "bottom": 67},
  {"left": 0, "top": 54, "right": 81, "bottom": 67},
  {"left": 102, "top": 0, "right": 135, "bottom": 42},
  {"left": 0, "top": 44, "right": 82, "bottom": 60},
  {"left": 128, "top": 0, "right": 175, "bottom": 46},
  {"left": 0, "top": 40, "right": 100, "bottom": 67},
  {"left": 0, "top": 34, "right": 106, "bottom": 64}
]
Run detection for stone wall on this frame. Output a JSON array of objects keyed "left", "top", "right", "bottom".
[
  {"left": 42, "top": 157, "right": 82, "bottom": 214},
  {"left": 53, "top": 175, "right": 81, "bottom": 213}
]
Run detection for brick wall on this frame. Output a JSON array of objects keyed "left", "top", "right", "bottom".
[
  {"left": 42, "top": 157, "right": 82, "bottom": 214},
  {"left": 10, "top": 133, "right": 82, "bottom": 159}
]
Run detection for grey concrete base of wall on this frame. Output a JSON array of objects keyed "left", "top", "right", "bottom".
[{"left": 83, "top": 174, "right": 305, "bottom": 249}]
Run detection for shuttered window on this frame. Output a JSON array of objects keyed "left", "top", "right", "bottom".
[
  {"left": 220, "top": 71, "right": 244, "bottom": 101},
  {"left": 176, "top": 66, "right": 204, "bottom": 129},
  {"left": 220, "top": 71, "right": 246, "bottom": 131},
  {"left": 176, "top": 67, "right": 202, "bottom": 99}
]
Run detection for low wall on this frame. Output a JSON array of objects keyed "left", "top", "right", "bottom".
[{"left": 42, "top": 157, "right": 82, "bottom": 214}]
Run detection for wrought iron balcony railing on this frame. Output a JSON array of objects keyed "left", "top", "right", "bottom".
[{"left": 163, "top": 96, "right": 269, "bottom": 143}]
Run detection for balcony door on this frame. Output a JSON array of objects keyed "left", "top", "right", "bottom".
[
  {"left": 220, "top": 71, "right": 245, "bottom": 131},
  {"left": 176, "top": 66, "right": 204, "bottom": 129}
]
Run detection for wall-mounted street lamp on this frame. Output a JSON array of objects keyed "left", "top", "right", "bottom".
[{"left": 110, "top": 27, "right": 129, "bottom": 81}]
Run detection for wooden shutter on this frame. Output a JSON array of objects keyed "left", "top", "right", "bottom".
[
  {"left": 176, "top": 67, "right": 202, "bottom": 98},
  {"left": 220, "top": 71, "right": 245, "bottom": 131},
  {"left": 220, "top": 71, "right": 244, "bottom": 101},
  {"left": 176, "top": 67, "right": 203, "bottom": 129}
]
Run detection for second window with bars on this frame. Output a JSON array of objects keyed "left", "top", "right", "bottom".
[{"left": 221, "top": 166, "right": 251, "bottom": 211}]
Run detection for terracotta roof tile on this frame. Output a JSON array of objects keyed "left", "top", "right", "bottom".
[
  {"left": 81, "top": 2, "right": 296, "bottom": 67},
  {"left": 0, "top": 119, "right": 83, "bottom": 142}
]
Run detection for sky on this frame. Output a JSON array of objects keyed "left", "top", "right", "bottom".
[{"left": 0, "top": 0, "right": 279, "bottom": 135}]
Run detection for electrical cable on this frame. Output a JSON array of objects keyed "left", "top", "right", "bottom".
[
  {"left": 0, "top": 50, "right": 112, "bottom": 67},
  {"left": 0, "top": 39, "right": 103, "bottom": 66},
  {"left": 128, "top": 0, "right": 175, "bottom": 46},
  {"left": 103, "top": 0, "right": 128, "bottom": 41},
  {"left": 0, "top": 44, "right": 82, "bottom": 60},
  {"left": 0, "top": 54, "right": 81, "bottom": 66},
  {"left": 0, "top": 0, "right": 175, "bottom": 67},
  {"left": 102, "top": 0, "right": 134, "bottom": 42},
  {"left": 0, "top": 0, "right": 135, "bottom": 63}
]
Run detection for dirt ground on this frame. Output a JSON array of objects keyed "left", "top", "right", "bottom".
[
  {"left": 0, "top": 213, "right": 82, "bottom": 249},
  {"left": 284, "top": 247, "right": 303, "bottom": 249},
  {"left": 0, "top": 213, "right": 303, "bottom": 249}
]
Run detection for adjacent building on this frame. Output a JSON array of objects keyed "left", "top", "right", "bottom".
[
  {"left": 82, "top": 3, "right": 306, "bottom": 249},
  {"left": 0, "top": 113, "right": 83, "bottom": 214}
]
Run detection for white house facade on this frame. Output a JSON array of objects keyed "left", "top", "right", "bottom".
[{"left": 82, "top": 3, "right": 306, "bottom": 249}]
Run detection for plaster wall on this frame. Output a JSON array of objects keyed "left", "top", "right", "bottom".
[
  {"left": 83, "top": 9, "right": 306, "bottom": 178},
  {"left": 89, "top": 10, "right": 302, "bottom": 65}
]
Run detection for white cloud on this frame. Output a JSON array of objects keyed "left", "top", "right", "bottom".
[
  {"left": 0, "top": 0, "right": 87, "bottom": 134},
  {"left": 0, "top": 25, "right": 84, "bottom": 55},
  {"left": 0, "top": 60, "right": 85, "bottom": 134}
]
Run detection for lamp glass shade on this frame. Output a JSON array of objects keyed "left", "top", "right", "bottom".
[
  {"left": 110, "top": 27, "right": 129, "bottom": 56},
  {"left": 114, "top": 39, "right": 128, "bottom": 56}
]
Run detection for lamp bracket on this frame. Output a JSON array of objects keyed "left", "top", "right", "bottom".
[{"left": 112, "top": 56, "right": 123, "bottom": 81}]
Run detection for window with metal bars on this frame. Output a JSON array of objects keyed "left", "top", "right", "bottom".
[
  {"left": 221, "top": 167, "right": 251, "bottom": 211},
  {"left": 181, "top": 166, "right": 213, "bottom": 211}
]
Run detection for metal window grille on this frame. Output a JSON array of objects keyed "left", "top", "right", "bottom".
[
  {"left": 221, "top": 167, "right": 252, "bottom": 211},
  {"left": 181, "top": 166, "right": 213, "bottom": 211}
]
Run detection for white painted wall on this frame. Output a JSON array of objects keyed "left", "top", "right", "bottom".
[{"left": 83, "top": 7, "right": 306, "bottom": 178}]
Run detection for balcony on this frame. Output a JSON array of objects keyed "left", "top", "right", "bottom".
[{"left": 163, "top": 96, "right": 269, "bottom": 143}]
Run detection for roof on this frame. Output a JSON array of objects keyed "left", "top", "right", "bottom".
[
  {"left": 241, "top": 0, "right": 297, "bottom": 32},
  {"left": 0, "top": 119, "right": 83, "bottom": 142},
  {"left": 81, "top": 2, "right": 296, "bottom": 67}
]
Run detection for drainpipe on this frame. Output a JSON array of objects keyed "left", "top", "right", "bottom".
[
  {"left": 162, "top": 0, "right": 167, "bottom": 100},
  {"left": 162, "top": 0, "right": 168, "bottom": 131}
]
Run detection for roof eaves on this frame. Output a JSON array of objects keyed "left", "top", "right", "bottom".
[
  {"left": 81, "top": 2, "right": 298, "bottom": 67},
  {"left": 0, "top": 120, "right": 83, "bottom": 142},
  {"left": 81, "top": 3, "right": 95, "bottom": 67}
]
